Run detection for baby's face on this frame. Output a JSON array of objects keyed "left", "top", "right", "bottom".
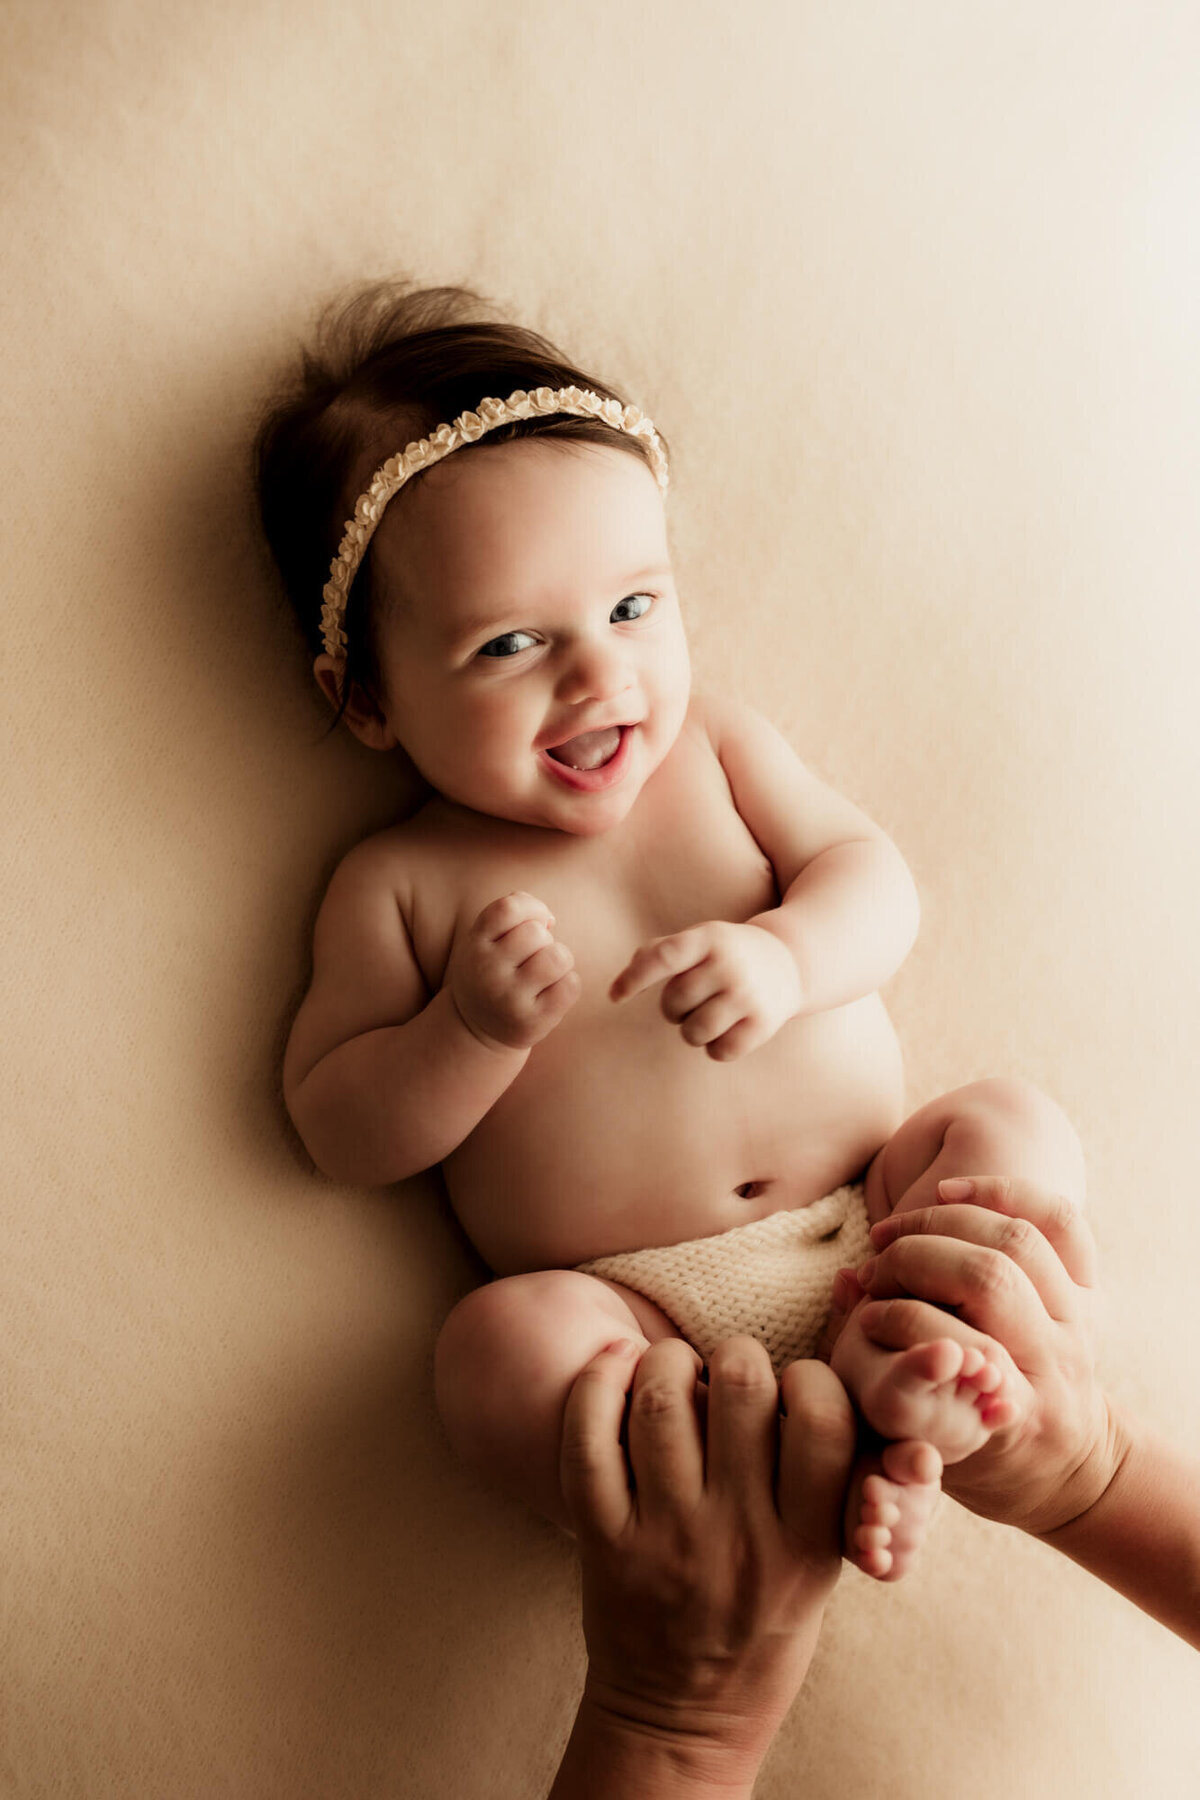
[{"left": 358, "top": 439, "right": 691, "bottom": 835}]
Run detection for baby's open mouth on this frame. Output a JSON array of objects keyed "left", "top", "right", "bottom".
[{"left": 545, "top": 726, "right": 624, "bottom": 771}]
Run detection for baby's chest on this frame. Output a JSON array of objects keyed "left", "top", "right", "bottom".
[
  {"left": 538, "top": 813, "right": 776, "bottom": 998},
  {"left": 416, "top": 765, "right": 778, "bottom": 997}
]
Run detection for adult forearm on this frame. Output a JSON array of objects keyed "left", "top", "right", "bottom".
[
  {"left": 1035, "top": 1405, "right": 1200, "bottom": 1649},
  {"left": 287, "top": 985, "right": 527, "bottom": 1185},
  {"left": 750, "top": 836, "right": 920, "bottom": 1016},
  {"left": 549, "top": 1689, "right": 763, "bottom": 1800}
]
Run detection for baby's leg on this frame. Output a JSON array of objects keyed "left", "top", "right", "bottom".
[
  {"left": 862, "top": 1075, "right": 1087, "bottom": 1227},
  {"left": 434, "top": 1270, "right": 682, "bottom": 1530},
  {"left": 833, "top": 1077, "right": 1086, "bottom": 1576}
]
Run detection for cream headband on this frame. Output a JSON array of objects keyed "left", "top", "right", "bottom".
[{"left": 320, "top": 384, "right": 670, "bottom": 660}]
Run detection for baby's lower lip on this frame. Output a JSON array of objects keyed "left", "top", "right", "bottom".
[{"left": 538, "top": 725, "right": 634, "bottom": 791}]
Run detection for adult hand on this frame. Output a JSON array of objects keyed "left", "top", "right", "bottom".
[
  {"left": 842, "top": 1175, "right": 1120, "bottom": 1537},
  {"left": 550, "top": 1336, "right": 856, "bottom": 1799}
]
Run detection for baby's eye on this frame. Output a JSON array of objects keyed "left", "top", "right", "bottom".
[
  {"left": 610, "top": 593, "right": 652, "bottom": 623},
  {"left": 478, "top": 630, "right": 538, "bottom": 658}
]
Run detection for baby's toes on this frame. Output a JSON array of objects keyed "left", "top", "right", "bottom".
[
  {"left": 880, "top": 1437, "right": 943, "bottom": 1489},
  {"left": 852, "top": 1521, "right": 896, "bottom": 1579},
  {"left": 844, "top": 1460, "right": 896, "bottom": 1578},
  {"left": 953, "top": 1345, "right": 1020, "bottom": 1426},
  {"left": 859, "top": 1472, "right": 902, "bottom": 1532},
  {"left": 892, "top": 1338, "right": 964, "bottom": 1394},
  {"left": 851, "top": 1452, "right": 942, "bottom": 1582},
  {"left": 863, "top": 1338, "right": 963, "bottom": 1438}
]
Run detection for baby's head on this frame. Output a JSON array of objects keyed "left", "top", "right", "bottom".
[{"left": 256, "top": 281, "right": 690, "bottom": 836}]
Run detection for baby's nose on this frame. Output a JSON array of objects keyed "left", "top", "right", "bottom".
[{"left": 558, "top": 636, "right": 632, "bottom": 704}]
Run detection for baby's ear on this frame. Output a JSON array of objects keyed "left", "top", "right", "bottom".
[{"left": 312, "top": 654, "right": 399, "bottom": 751}]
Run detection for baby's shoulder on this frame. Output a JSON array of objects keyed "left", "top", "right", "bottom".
[{"left": 322, "top": 802, "right": 448, "bottom": 915}]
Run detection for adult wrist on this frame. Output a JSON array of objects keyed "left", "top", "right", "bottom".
[
  {"left": 1027, "top": 1393, "right": 1131, "bottom": 1545},
  {"left": 1027, "top": 1402, "right": 1200, "bottom": 1647},
  {"left": 549, "top": 1683, "right": 766, "bottom": 1800}
]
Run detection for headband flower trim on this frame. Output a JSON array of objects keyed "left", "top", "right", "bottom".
[{"left": 320, "top": 385, "right": 669, "bottom": 660}]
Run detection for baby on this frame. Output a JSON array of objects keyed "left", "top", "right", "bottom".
[{"left": 259, "top": 281, "right": 1086, "bottom": 1579}]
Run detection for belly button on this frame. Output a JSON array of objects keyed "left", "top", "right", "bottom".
[{"left": 735, "top": 1180, "right": 766, "bottom": 1200}]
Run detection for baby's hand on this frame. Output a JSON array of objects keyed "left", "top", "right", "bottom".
[
  {"left": 447, "top": 890, "right": 581, "bottom": 1053},
  {"left": 609, "top": 921, "right": 802, "bottom": 1061}
]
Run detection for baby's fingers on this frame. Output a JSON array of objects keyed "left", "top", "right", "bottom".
[
  {"left": 610, "top": 928, "right": 708, "bottom": 1003},
  {"left": 524, "top": 941, "right": 579, "bottom": 998},
  {"left": 498, "top": 917, "right": 556, "bottom": 966},
  {"left": 474, "top": 889, "right": 555, "bottom": 942},
  {"left": 705, "top": 1016, "right": 770, "bottom": 1062}
]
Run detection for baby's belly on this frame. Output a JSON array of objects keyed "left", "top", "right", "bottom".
[{"left": 442, "top": 994, "right": 906, "bottom": 1274}]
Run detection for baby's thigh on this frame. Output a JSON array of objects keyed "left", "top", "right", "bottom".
[{"left": 434, "top": 1269, "right": 682, "bottom": 1526}]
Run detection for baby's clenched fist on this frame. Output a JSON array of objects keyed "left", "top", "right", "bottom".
[{"left": 447, "top": 890, "right": 581, "bottom": 1053}]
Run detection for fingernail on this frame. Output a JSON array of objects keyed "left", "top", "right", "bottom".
[
  {"left": 856, "top": 1256, "right": 877, "bottom": 1287},
  {"left": 869, "top": 1216, "right": 899, "bottom": 1245},
  {"left": 938, "top": 1178, "right": 975, "bottom": 1201}
]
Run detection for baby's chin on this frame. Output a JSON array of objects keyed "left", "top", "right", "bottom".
[
  {"left": 511, "top": 786, "right": 647, "bottom": 837},
  {"left": 443, "top": 773, "right": 647, "bottom": 837}
]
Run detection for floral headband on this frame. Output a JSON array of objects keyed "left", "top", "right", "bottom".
[{"left": 320, "top": 385, "right": 670, "bottom": 660}]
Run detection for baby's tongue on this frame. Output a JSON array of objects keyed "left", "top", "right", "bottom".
[{"left": 547, "top": 726, "right": 622, "bottom": 771}]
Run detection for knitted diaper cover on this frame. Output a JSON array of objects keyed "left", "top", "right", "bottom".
[{"left": 576, "top": 1183, "right": 872, "bottom": 1377}]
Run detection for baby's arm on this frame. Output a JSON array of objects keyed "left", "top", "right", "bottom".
[
  {"left": 709, "top": 694, "right": 920, "bottom": 1016},
  {"left": 284, "top": 843, "right": 577, "bottom": 1186}
]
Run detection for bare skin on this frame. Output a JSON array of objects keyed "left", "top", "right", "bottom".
[
  {"left": 551, "top": 1189, "right": 1198, "bottom": 1797},
  {"left": 284, "top": 437, "right": 1086, "bottom": 1574}
]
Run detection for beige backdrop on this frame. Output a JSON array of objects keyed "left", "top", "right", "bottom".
[{"left": 4, "top": 2, "right": 1198, "bottom": 1795}]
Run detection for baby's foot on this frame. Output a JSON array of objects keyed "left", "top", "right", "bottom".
[
  {"left": 865, "top": 1337, "right": 1015, "bottom": 1459},
  {"left": 845, "top": 1438, "right": 942, "bottom": 1581},
  {"left": 830, "top": 1305, "right": 1023, "bottom": 1463}
]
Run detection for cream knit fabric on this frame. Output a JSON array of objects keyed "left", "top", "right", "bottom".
[{"left": 577, "top": 1183, "right": 871, "bottom": 1376}]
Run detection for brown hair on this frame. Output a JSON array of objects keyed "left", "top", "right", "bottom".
[{"left": 253, "top": 279, "right": 670, "bottom": 730}]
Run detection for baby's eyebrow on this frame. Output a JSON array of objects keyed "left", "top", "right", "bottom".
[{"left": 447, "top": 564, "right": 674, "bottom": 648}]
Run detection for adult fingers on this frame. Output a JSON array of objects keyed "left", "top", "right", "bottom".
[
  {"left": 932, "top": 1177, "right": 1098, "bottom": 1288},
  {"left": 559, "top": 1340, "right": 641, "bottom": 1542},
  {"left": 854, "top": 1234, "right": 1062, "bottom": 1373},
  {"left": 853, "top": 1293, "right": 1041, "bottom": 1391},
  {"left": 867, "top": 1203, "right": 1082, "bottom": 1326},
  {"left": 704, "top": 1338, "right": 779, "bottom": 1507},
  {"left": 625, "top": 1338, "right": 707, "bottom": 1522},
  {"left": 776, "top": 1361, "right": 857, "bottom": 1565}
]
